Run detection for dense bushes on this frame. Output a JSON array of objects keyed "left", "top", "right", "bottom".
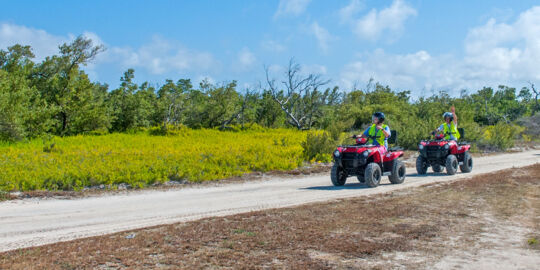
[{"left": 2, "top": 37, "right": 539, "bottom": 145}]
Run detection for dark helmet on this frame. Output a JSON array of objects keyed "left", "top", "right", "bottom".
[
  {"left": 372, "top": 112, "right": 385, "bottom": 122},
  {"left": 443, "top": 112, "right": 453, "bottom": 121}
]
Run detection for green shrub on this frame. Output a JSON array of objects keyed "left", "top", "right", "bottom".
[
  {"left": 479, "top": 122, "right": 522, "bottom": 151},
  {"left": 301, "top": 130, "right": 341, "bottom": 163}
]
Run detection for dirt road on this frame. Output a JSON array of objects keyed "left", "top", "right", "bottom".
[{"left": 1, "top": 150, "right": 539, "bottom": 252}]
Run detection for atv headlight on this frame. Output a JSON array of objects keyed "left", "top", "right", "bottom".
[
  {"left": 334, "top": 150, "right": 340, "bottom": 158},
  {"left": 418, "top": 144, "right": 424, "bottom": 150},
  {"left": 363, "top": 150, "right": 370, "bottom": 157},
  {"left": 444, "top": 144, "right": 450, "bottom": 150}
]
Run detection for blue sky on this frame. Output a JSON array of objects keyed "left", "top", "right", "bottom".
[{"left": 1, "top": 0, "right": 539, "bottom": 96}]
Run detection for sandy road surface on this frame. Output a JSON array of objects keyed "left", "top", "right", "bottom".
[{"left": 1, "top": 150, "right": 539, "bottom": 252}]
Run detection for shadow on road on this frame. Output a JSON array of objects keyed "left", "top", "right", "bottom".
[
  {"left": 406, "top": 172, "right": 447, "bottom": 177},
  {"left": 302, "top": 182, "right": 392, "bottom": 190},
  {"left": 303, "top": 172, "right": 450, "bottom": 190}
]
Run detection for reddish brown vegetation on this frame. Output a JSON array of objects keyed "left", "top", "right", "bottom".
[{"left": 1, "top": 164, "right": 538, "bottom": 269}]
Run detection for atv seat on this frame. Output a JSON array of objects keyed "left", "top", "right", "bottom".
[
  {"left": 456, "top": 128, "right": 470, "bottom": 145},
  {"left": 388, "top": 130, "right": 397, "bottom": 144},
  {"left": 388, "top": 130, "right": 403, "bottom": 151}
]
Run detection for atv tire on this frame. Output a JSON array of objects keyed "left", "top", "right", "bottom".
[
  {"left": 446, "top": 154, "right": 458, "bottom": 175},
  {"left": 364, "top": 163, "right": 382, "bottom": 188},
  {"left": 416, "top": 155, "right": 428, "bottom": 175},
  {"left": 460, "top": 151, "right": 473, "bottom": 173},
  {"left": 432, "top": 164, "right": 443, "bottom": 173},
  {"left": 389, "top": 160, "right": 406, "bottom": 184},
  {"left": 331, "top": 163, "right": 347, "bottom": 186}
]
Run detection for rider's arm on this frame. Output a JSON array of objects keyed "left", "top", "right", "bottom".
[
  {"left": 451, "top": 106, "right": 458, "bottom": 126},
  {"left": 435, "top": 124, "right": 444, "bottom": 134},
  {"left": 382, "top": 126, "right": 390, "bottom": 138},
  {"left": 359, "top": 127, "right": 370, "bottom": 138}
]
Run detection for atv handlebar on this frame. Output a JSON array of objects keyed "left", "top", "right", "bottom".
[{"left": 351, "top": 134, "right": 377, "bottom": 139}]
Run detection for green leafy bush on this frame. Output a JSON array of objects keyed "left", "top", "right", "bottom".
[
  {"left": 479, "top": 122, "right": 522, "bottom": 150},
  {"left": 302, "top": 132, "right": 333, "bottom": 163},
  {"left": 301, "top": 127, "right": 343, "bottom": 163}
]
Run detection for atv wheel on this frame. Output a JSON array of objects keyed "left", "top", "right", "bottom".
[
  {"left": 331, "top": 163, "right": 347, "bottom": 186},
  {"left": 416, "top": 155, "right": 428, "bottom": 175},
  {"left": 357, "top": 176, "right": 365, "bottom": 183},
  {"left": 364, "top": 163, "right": 382, "bottom": 187},
  {"left": 432, "top": 164, "right": 443, "bottom": 173},
  {"left": 460, "top": 151, "right": 473, "bottom": 173},
  {"left": 389, "top": 160, "right": 406, "bottom": 184},
  {"left": 446, "top": 154, "right": 458, "bottom": 175}
]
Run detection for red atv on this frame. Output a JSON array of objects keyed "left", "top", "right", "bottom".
[
  {"left": 416, "top": 128, "right": 473, "bottom": 175},
  {"left": 331, "top": 131, "right": 406, "bottom": 187}
]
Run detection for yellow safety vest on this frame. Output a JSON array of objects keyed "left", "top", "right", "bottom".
[
  {"left": 368, "top": 124, "right": 388, "bottom": 146},
  {"left": 443, "top": 123, "right": 460, "bottom": 140}
]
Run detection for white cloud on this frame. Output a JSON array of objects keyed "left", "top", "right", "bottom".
[
  {"left": 274, "top": 0, "right": 311, "bottom": 18},
  {"left": 237, "top": 47, "right": 256, "bottom": 69},
  {"left": 139, "top": 36, "right": 214, "bottom": 74},
  {"left": 340, "top": 49, "right": 452, "bottom": 93},
  {"left": 95, "top": 35, "right": 218, "bottom": 75},
  {"left": 340, "top": 5, "right": 540, "bottom": 95},
  {"left": 261, "top": 40, "right": 286, "bottom": 53},
  {"left": 0, "top": 23, "right": 68, "bottom": 60},
  {"left": 463, "top": 6, "right": 540, "bottom": 82},
  {"left": 265, "top": 64, "right": 286, "bottom": 78},
  {"left": 301, "top": 64, "right": 327, "bottom": 75},
  {"left": 350, "top": 0, "right": 417, "bottom": 41},
  {"left": 0, "top": 23, "right": 218, "bottom": 77},
  {"left": 339, "top": 0, "right": 364, "bottom": 24},
  {"left": 310, "top": 22, "right": 333, "bottom": 52}
]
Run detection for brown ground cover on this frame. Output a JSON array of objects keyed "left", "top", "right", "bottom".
[{"left": 2, "top": 164, "right": 538, "bottom": 269}]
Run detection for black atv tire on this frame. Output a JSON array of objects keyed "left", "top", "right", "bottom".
[
  {"left": 446, "top": 154, "right": 458, "bottom": 175},
  {"left": 416, "top": 155, "right": 428, "bottom": 175},
  {"left": 432, "top": 164, "right": 443, "bottom": 173},
  {"left": 460, "top": 151, "right": 473, "bottom": 173},
  {"left": 364, "top": 163, "right": 382, "bottom": 188},
  {"left": 389, "top": 160, "right": 406, "bottom": 184},
  {"left": 331, "top": 163, "right": 347, "bottom": 186}
]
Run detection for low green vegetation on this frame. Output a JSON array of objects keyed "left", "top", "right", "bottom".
[{"left": 0, "top": 127, "right": 306, "bottom": 191}]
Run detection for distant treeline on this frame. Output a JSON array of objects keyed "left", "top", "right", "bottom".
[{"left": 1, "top": 36, "right": 539, "bottom": 148}]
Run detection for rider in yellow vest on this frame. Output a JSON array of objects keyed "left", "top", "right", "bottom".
[
  {"left": 435, "top": 106, "right": 460, "bottom": 140},
  {"left": 358, "top": 112, "right": 391, "bottom": 151}
]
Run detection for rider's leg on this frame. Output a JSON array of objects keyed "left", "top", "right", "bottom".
[{"left": 377, "top": 145, "right": 387, "bottom": 161}]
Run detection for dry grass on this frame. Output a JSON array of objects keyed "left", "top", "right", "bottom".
[{"left": 1, "top": 164, "right": 539, "bottom": 269}]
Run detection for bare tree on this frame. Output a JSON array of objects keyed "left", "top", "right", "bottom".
[
  {"left": 220, "top": 88, "right": 256, "bottom": 130},
  {"left": 365, "top": 77, "right": 375, "bottom": 93},
  {"left": 163, "top": 93, "right": 185, "bottom": 130},
  {"left": 264, "top": 59, "right": 330, "bottom": 130},
  {"left": 528, "top": 81, "right": 539, "bottom": 113},
  {"left": 159, "top": 79, "right": 191, "bottom": 131}
]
